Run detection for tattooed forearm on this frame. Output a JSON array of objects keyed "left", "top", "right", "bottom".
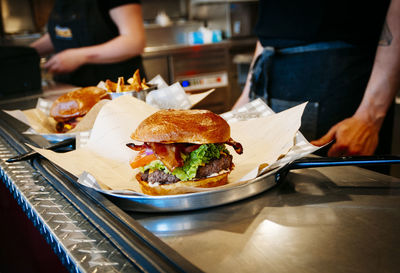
[{"left": 379, "top": 20, "right": 393, "bottom": 46}]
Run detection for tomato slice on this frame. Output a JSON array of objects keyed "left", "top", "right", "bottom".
[{"left": 130, "top": 151, "right": 157, "bottom": 169}]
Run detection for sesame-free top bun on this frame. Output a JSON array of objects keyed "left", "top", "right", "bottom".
[
  {"left": 50, "top": 86, "right": 108, "bottom": 122},
  {"left": 136, "top": 172, "right": 229, "bottom": 195},
  {"left": 131, "top": 109, "right": 231, "bottom": 144}
]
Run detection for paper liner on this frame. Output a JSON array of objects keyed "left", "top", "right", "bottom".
[
  {"left": 28, "top": 97, "right": 321, "bottom": 195},
  {"left": 146, "top": 82, "right": 192, "bottom": 109},
  {"left": 3, "top": 78, "right": 214, "bottom": 142}
]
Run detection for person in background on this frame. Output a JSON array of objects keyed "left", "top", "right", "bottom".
[
  {"left": 30, "top": 0, "right": 146, "bottom": 87},
  {"left": 233, "top": 0, "right": 400, "bottom": 160}
]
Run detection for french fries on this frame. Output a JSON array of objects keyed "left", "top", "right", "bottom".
[{"left": 105, "top": 69, "right": 149, "bottom": 93}]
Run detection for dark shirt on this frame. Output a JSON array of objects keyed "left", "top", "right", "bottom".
[
  {"left": 48, "top": 0, "right": 144, "bottom": 86},
  {"left": 98, "top": 0, "right": 141, "bottom": 36},
  {"left": 255, "top": 0, "right": 390, "bottom": 48}
]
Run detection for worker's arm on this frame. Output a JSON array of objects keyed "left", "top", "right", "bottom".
[
  {"left": 311, "top": 0, "right": 400, "bottom": 156},
  {"left": 44, "top": 4, "right": 146, "bottom": 74},
  {"left": 232, "top": 41, "right": 264, "bottom": 109},
  {"left": 30, "top": 33, "right": 54, "bottom": 57}
]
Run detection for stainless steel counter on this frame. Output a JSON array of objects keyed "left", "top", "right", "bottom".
[
  {"left": 0, "top": 98, "right": 202, "bottom": 273},
  {"left": 131, "top": 166, "right": 400, "bottom": 273},
  {"left": 1, "top": 95, "right": 399, "bottom": 272}
]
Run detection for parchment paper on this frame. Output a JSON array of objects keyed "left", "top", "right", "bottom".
[
  {"left": 3, "top": 88, "right": 214, "bottom": 140},
  {"left": 27, "top": 96, "right": 320, "bottom": 195}
]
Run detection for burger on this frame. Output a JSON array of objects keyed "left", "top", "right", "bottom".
[
  {"left": 50, "top": 86, "right": 108, "bottom": 133},
  {"left": 126, "top": 109, "right": 243, "bottom": 195}
]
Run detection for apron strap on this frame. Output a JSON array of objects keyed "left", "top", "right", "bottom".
[{"left": 249, "top": 46, "right": 275, "bottom": 103}]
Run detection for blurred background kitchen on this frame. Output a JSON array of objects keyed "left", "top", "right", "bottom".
[
  {"left": 0, "top": 0, "right": 257, "bottom": 112},
  {"left": 0, "top": 0, "right": 399, "bottom": 177}
]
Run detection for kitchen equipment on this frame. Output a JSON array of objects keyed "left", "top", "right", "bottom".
[
  {"left": 176, "top": 71, "right": 229, "bottom": 113},
  {"left": 189, "top": 0, "right": 258, "bottom": 39},
  {"left": 171, "top": 46, "right": 231, "bottom": 113},
  {"left": 0, "top": 46, "right": 41, "bottom": 99}
]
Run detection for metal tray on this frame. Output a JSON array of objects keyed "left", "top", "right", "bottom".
[
  {"left": 83, "top": 167, "right": 282, "bottom": 212},
  {"left": 107, "top": 84, "right": 157, "bottom": 101},
  {"left": 79, "top": 155, "right": 400, "bottom": 212}
]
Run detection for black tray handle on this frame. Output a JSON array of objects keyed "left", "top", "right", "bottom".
[
  {"left": 6, "top": 137, "right": 75, "bottom": 163},
  {"left": 289, "top": 155, "right": 400, "bottom": 170},
  {"left": 275, "top": 155, "right": 400, "bottom": 184}
]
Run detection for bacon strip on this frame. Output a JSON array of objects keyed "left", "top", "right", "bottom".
[
  {"left": 127, "top": 142, "right": 184, "bottom": 171},
  {"left": 147, "top": 143, "right": 184, "bottom": 171},
  {"left": 127, "top": 140, "right": 243, "bottom": 172},
  {"left": 184, "top": 144, "right": 201, "bottom": 153},
  {"left": 226, "top": 138, "right": 243, "bottom": 154}
]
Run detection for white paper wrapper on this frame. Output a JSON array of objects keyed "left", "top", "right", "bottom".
[
  {"left": 146, "top": 82, "right": 192, "bottom": 109},
  {"left": 2, "top": 75, "right": 214, "bottom": 143},
  {"left": 28, "top": 97, "right": 320, "bottom": 195},
  {"left": 148, "top": 74, "right": 169, "bottom": 89},
  {"left": 3, "top": 98, "right": 109, "bottom": 142}
]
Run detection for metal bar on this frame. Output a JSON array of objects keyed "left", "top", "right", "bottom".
[{"left": 289, "top": 155, "right": 400, "bottom": 169}]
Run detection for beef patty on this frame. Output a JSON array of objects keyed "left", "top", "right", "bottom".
[{"left": 141, "top": 154, "right": 233, "bottom": 184}]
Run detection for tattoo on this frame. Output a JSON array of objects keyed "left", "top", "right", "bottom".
[{"left": 379, "top": 20, "right": 393, "bottom": 46}]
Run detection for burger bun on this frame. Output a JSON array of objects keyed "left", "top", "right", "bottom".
[
  {"left": 50, "top": 86, "right": 108, "bottom": 122},
  {"left": 131, "top": 109, "right": 230, "bottom": 144},
  {"left": 136, "top": 172, "right": 229, "bottom": 195}
]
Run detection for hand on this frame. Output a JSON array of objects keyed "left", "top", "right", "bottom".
[
  {"left": 310, "top": 117, "right": 379, "bottom": 156},
  {"left": 44, "top": 49, "right": 86, "bottom": 74}
]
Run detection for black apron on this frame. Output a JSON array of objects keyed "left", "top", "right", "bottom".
[
  {"left": 249, "top": 41, "right": 394, "bottom": 158},
  {"left": 47, "top": 0, "right": 145, "bottom": 86},
  {"left": 250, "top": 41, "right": 358, "bottom": 141}
]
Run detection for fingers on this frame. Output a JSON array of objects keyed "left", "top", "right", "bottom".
[
  {"left": 310, "top": 124, "right": 338, "bottom": 146},
  {"left": 312, "top": 117, "right": 380, "bottom": 157},
  {"left": 326, "top": 125, "right": 379, "bottom": 157},
  {"left": 44, "top": 57, "right": 59, "bottom": 74},
  {"left": 43, "top": 58, "right": 53, "bottom": 70},
  {"left": 44, "top": 51, "right": 71, "bottom": 74},
  {"left": 327, "top": 142, "right": 348, "bottom": 157},
  {"left": 44, "top": 55, "right": 71, "bottom": 74},
  {"left": 328, "top": 138, "right": 377, "bottom": 157}
]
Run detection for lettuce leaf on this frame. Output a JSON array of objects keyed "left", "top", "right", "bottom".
[
  {"left": 140, "top": 144, "right": 228, "bottom": 181},
  {"left": 140, "top": 160, "right": 167, "bottom": 173}
]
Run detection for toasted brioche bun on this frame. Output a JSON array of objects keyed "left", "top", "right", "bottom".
[
  {"left": 131, "top": 109, "right": 230, "bottom": 144},
  {"left": 50, "top": 86, "right": 108, "bottom": 122},
  {"left": 136, "top": 172, "right": 228, "bottom": 195}
]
